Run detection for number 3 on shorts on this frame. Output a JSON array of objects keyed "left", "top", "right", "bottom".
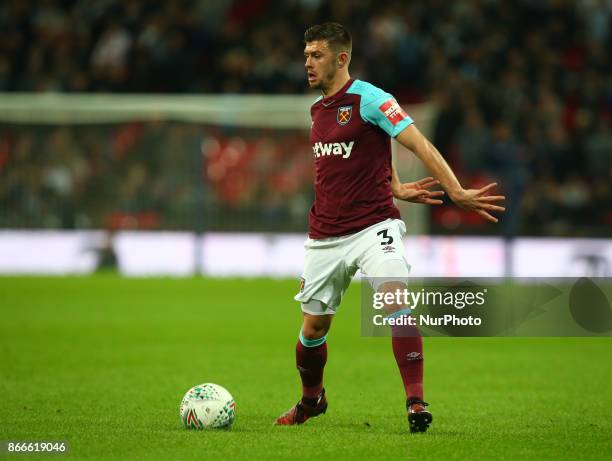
[{"left": 376, "top": 229, "right": 394, "bottom": 245}]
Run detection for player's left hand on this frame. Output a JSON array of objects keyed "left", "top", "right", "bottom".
[
  {"left": 450, "top": 182, "right": 506, "bottom": 223},
  {"left": 392, "top": 177, "right": 445, "bottom": 205}
]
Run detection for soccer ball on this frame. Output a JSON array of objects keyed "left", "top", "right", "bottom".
[{"left": 179, "top": 383, "right": 236, "bottom": 429}]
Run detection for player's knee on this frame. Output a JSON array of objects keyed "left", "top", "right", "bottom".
[
  {"left": 301, "top": 322, "right": 330, "bottom": 340},
  {"left": 377, "top": 281, "right": 407, "bottom": 315},
  {"left": 301, "top": 326, "right": 327, "bottom": 340},
  {"left": 301, "top": 314, "right": 332, "bottom": 340}
]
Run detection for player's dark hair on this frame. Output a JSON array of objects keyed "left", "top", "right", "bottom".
[{"left": 304, "top": 22, "right": 352, "bottom": 55}]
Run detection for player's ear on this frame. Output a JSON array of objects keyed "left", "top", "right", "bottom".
[{"left": 337, "top": 51, "right": 349, "bottom": 69}]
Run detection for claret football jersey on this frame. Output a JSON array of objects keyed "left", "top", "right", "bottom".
[{"left": 308, "top": 78, "right": 414, "bottom": 238}]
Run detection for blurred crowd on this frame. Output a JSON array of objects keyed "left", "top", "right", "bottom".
[
  {"left": 0, "top": 123, "right": 314, "bottom": 231},
  {"left": 0, "top": 0, "right": 611, "bottom": 235}
]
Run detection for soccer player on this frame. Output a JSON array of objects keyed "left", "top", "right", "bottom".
[{"left": 275, "top": 23, "right": 505, "bottom": 433}]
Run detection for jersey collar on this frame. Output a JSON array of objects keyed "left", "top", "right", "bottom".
[{"left": 321, "top": 78, "right": 354, "bottom": 107}]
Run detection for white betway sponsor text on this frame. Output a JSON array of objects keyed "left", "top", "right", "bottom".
[{"left": 312, "top": 141, "right": 354, "bottom": 159}]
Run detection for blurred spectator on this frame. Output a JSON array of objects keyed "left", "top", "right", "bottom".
[{"left": 456, "top": 108, "right": 489, "bottom": 175}]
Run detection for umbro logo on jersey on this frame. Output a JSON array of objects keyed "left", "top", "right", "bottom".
[
  {"left": 337, "top": 105, "right": 352, "bottom": 125},
  {"left": 312, "top": 141, "right": 355, "bottom": 159}
]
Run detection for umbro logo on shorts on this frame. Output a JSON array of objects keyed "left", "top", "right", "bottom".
[
  {"left": 406, "top": 352, "right": 422, "bottom": 361},
  {"left": 382, "top": 245, "right": 395, "bottom": 254}
]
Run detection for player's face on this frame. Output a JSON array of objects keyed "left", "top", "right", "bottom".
[{"left": 304, "top": 40, "right": 338, "bottom": 91}]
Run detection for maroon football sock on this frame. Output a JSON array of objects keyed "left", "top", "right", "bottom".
[
  {"left": 391, "top": 323, "right": 424, "bottom": 400},
  {"left": 296, "top": 340, "right": 327, "bottom": 399}
]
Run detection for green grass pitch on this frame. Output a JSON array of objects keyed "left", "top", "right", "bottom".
[{"left": 1, "top": 275, "right": 611, "bottom": 460}]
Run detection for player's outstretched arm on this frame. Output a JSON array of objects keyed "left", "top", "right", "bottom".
[
  {"left": 395, "top": 124, "right": 506, "bottom": 223},
  {"left": 391, "top": 165, "right": 445, "bottom": 205}
]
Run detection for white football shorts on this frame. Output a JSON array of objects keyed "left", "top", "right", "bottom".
[{"left": 294, "top": 218, "right": 411, "bottom": 315}]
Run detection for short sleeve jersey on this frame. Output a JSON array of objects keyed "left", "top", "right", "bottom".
[{"left": 308, "top": 78, "right": 414, "bottom": 238}]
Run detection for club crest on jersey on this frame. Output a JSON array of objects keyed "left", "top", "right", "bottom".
[{"left": 337, "top": 106, "right": 352, "bottom": 125}]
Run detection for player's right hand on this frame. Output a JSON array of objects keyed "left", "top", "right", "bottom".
[{"left": 450, "top": 183, "right": 506, "bottom": 223}]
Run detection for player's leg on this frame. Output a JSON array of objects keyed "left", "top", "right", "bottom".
[
  {"left": 276, "top": 237, "right": 351, "bottom": 426},
  {"left": 297, "top": 311, "right": 333, "bottom": 401},
  {"left": 357, "top": 219, "right": 431, "bottom": 433},
  {"left": 377, "top": 279, "right": 431, "bottom": 433},
  {"left": 378, "top": 280, "right": 424, "bottom": 399},
  {"left": 275, "top": 305, "right": 334, "bottom": 425}
]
